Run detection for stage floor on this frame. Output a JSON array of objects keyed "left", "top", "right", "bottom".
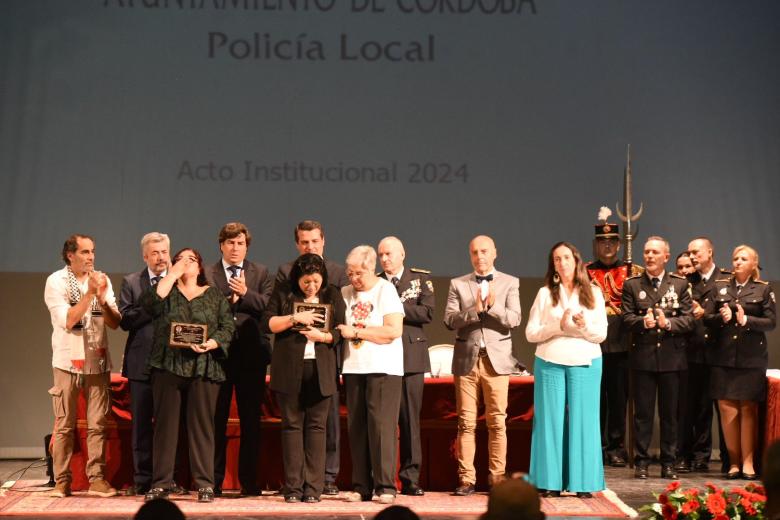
[{"left": 0, "top": 459, "right": 753, "bottom": 519}]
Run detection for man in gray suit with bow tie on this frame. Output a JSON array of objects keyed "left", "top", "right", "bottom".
[{"left": 444, "top": 235, "right": 523, "bottom": 496}]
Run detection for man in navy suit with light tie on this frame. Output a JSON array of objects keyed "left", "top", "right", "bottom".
[
  {"left": 206, "top": 222, "right": 273, "bottom": 496},
  {"left": 118, "top": 232, "right": 171, "bottom": 496}
]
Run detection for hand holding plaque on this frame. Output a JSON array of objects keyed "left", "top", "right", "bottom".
[
  {"left": 169, "top": 322, "right": 208, "bottom": 348},
  {"left": 292, "top": 302, "right": 332, "bottom": 333}
]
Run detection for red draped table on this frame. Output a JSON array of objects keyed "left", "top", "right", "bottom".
[{"left": 71, "top": 374, "right": 534, "bottom": 491}]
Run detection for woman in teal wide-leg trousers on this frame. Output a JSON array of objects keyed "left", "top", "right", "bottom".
[
  {"left": 525, "top": 241, "right": 608, "bottom": 497},
  {"left": 529, "top": 356, "right": 604, "bottom": 493}
]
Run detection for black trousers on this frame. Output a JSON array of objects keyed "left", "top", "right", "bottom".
[
  {"left": 325, "top": 371, "right": 341, "bottom": 484},
  {"left": 677, "top": 361, "right": 713, "bottom": 464},
  {"left": 600, "top": 351, "right": 629, "bottom": 459},
  {"left": 633, "top": 369, "right": 683, "bottom": 466},
  {"left": 129, "top": 379, "right": 153, "bottom": 488},
  {"left": 345, "top": 374, "right": 402, "bottom": 497},
  {"left": 276, "top": 360, "right": 331, "bottom": 499},
  {"left": 398, "top": 372, "right": 424, "bottom": 487},
  {"left": 151, "top": 370, "right": 220, "bottom": 490},
  {"left": 213, "top": 363, "right": 265, "bottom": 491}
]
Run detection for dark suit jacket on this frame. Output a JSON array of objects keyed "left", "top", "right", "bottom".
[
  {"left": 380, "top": 269, "right": 434, "bottom": 374},
  {"left": 119, "top": 269, "right": 156, "bottom": 381},
  {"left": 263, "top": 285, "right": 346, "bottom": 396},
  {"left": 622, "top": 272, "right": 695, "bottom": 372},
  {"left": 704, "top": 277, "right": 776, "bottom": 369},
  {"left": 686, "top": 266, "right": 728, "bottom": 364},
  {"left": 275, "top": 259, "right": 349, "bottom": 292},
  {"left": 205, "top": 260, "right": 273, "bottom": 369}
]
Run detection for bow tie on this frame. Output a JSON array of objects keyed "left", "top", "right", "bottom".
[{"left": 476, "top": 274, "right": 493, "bottom": 283}]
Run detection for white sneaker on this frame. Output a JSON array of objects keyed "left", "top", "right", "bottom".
[
  {"left": 344, "top": 491, "right": 363, "bottom": 502},
  {"left": 378, "top": 493, "right": 395, "bottom": 504}
]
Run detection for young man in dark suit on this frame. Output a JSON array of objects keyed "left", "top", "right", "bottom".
[
  {"left": 378, "top": 236, "right": 435, "bottom": 496},
  {"left": 274, "top": 220, "right": 349, "bottom": 494},
  {"left": 206, "top": 222, "right": 273, "bottom": 496}
]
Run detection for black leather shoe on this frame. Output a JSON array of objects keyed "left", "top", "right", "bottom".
[
  {"left": 634, "top": 466, "right": 649, "bottom": 479},
  {"left": 577, "top": 492, "right": 593, "bottom": 499},
  {"left": 198, "top": 487, "right": 214, "bottom": 503},
  {"left": 540, "top": 489, "right": 561, "bottom": 498},
  {"left": 661, "top": 465, "right": 678, "bottom": 479},
  {"left": 674, "top": 460, "right": 691, "bottom": 473},
  {"left": 693, "top": 461, "right": 710, "bottom": 472},
  {"left": 285, "top": 494, "right": 301, "bottom": 503},
  {"left": 144, "top": 488, "right": 169, "bottom": 502},
  {"left": 401, "top": 484, "right": 425, "bottom": 496},
  {"left": 607, "top": 454, "right": 627, "bottom": 467},
  {"left": 742, "top": 472, "right": 758, "bottom": 481},
  {"left": 454, "top": 483, "right": 475, "bottom": 496},
  {"left": 725, "top": 470, "right": 742, "bottom": 480},
  {"left": 303, "top": 495, "right": 320, "bottom": 503},
  {"left": 322, "top": 483, "right": 339, "bottom": 495},
  {"left": 126, "top": 484, "right": 150, "bottom": 496},
  {"left": 170, "top": 481, "right": 188, "bottom": 495}
]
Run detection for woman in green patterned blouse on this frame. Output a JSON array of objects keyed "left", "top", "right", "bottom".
[{"left": 141, "top": 248, "right": 234, "bottom": 503}]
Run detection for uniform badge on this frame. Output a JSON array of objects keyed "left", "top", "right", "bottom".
[
  {"left": 772, "top": 292, "right": 776, "bottom": 303},
  {"left": 639, "top": 290, "right": 647, "bottom": 300},
  {"left": 426, "top": 280, "right": 434, "bottom": 293},
  {"left": 720, "top": 287, "right": 727, "bottom": 295}
]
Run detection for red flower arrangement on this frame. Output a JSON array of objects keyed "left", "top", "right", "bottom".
[{"left": 640, "top": 481, "right": 766, "bottom": 519}]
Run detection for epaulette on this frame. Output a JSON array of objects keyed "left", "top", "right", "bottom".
[
  {"left": 630, "top": 264, "right": 645, "bottom": 276},
  {"left": 754, "top": 279, "right": 769, "bottom": 285},
  {"left": 670, "top": 273, "right": 686, "bottom": 279},
  {"left": 715, "top": 277, "right": 732, "bottom": 283},
  {"left": 410, "top": 267, "right": 431, "bottom": 274},
  {"left": 626, "top": 274, "right": 643, "bottom": 280},
  {"left": 719, "top": 268, "right": 733, "bottom": 275}
]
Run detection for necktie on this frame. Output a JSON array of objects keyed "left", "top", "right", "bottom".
[
  {"left": 476, "top": 274, "right": 493, "bottom": 283},
  {"left": 737, "top": 284, "right": 743, "bottom": 294},
  {"left": 391, "top": 276, "right": 399, "bottom": 287},
  {"left": 701, "top": 277, "right": 707, "bottom": 284},
  {"left": 228, "top": 265, "right": 241, "bottom": 278},
  {"left": 652, "top": 277, "right": 660, "bottom": 289},
  {"left": 151, "top": 276, "right": 162, "bottom": 286}
]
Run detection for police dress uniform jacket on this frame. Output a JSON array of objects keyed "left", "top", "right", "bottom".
[
  {"left": 686, "top": 268, "right": 729, "bottom": 364},
  {"left": 621, "top": 272, "right": 695, "bottom": 372},
  {"left": 704, "top": 277, "right": 776, "bottom": 369},
  {"left": 380, "top": 269, "right": 434, "bottom": 374},
  {"left": 444, "top": 270, "right": 523, "bottom": 376}
]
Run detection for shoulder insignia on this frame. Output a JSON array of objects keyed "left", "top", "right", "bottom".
[
  {"left": 754, "top": 279, "right": 769, "bottom": 285},
  {"left": 670, "top": 273, "right": 685, "bottom": 279},
  {"left": 719, "top": 268, "right": 733, "bottom": 275},
  {"left": 410, "top": 267, "right": 431, "bottom": 274},
  {"left": 715, "top": 278, "right": 731, "bottom": 283},
  {"left": 630, "top": 264, "right": 646, "bottom": 276},
  {"left": 626, "top": 274, "right": 643, "bottom": 280}
]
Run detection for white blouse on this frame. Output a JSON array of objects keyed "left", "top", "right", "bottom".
[{"left": 525, "top": 284, "right": 608, "bottom": 366}]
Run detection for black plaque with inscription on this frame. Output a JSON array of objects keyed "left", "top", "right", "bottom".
[
  {"left": 169, "top": 322, "right": 208, "bottom": 348},
  {"left": 292, "top": 302, "right": 332, "bottom": 333}
]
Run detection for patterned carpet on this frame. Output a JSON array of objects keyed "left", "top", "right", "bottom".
[{"left": 0, "top": 480, "right": 636, "bottom": 518}]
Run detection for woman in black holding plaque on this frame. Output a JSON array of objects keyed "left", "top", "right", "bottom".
[
  {"left": 141, "top": 248, "right": 234, "bottom": 503},
  {"left": 265, "top": 253, "right": 345, "bottom": 503}
]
